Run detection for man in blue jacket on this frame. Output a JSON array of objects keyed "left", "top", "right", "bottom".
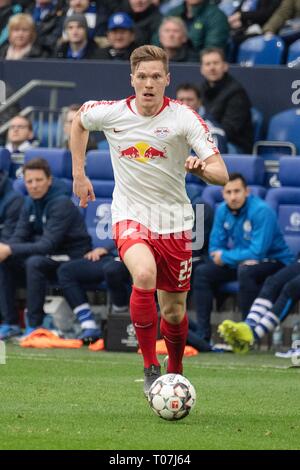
[
  {"left": 0, "top": 169, "right": 23, "bottom": 242},
  {"left": 0, "top": 158, "right": 92, "bottom": 340},
  {"left": 193, "top": 172, "right": 293, "bottom": 343}
]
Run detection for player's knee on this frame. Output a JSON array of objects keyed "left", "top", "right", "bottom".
[
  {"left": 161, "top": 302, "right": 185, "bottom": 324},
  {"left": 133, "top": 267, "right": 156, "bottom": 289}
]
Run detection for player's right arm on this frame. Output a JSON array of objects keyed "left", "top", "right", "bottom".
[{"left": 70, "top": 110, "right": 96, "bottom": 208}]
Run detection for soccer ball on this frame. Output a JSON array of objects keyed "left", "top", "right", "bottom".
[{"left": 148, "top": 373, "right": 196, "bottom": 421}]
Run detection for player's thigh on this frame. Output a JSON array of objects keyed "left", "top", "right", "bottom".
[
  {"left": 123, "top": 242, "right": 157, "bottom": 288},
  {"left": 157, "top": 290, "right": 188, "bottom": 323}
]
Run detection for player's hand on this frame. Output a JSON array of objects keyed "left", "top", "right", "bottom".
[
  {"left": 84, "top": 247, "right": 108, "bottom": 261},
  {"left": 185, "top": 156, "right": 206, "bottom": 175},
  {"left": 73, "top": 174, "right": 96, "bottom": 208}
]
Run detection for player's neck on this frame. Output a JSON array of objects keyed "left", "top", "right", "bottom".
[{"left": 135, "top": 98, "right": 164, "bottom": 117}]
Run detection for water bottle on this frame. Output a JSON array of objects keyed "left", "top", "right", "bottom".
[
  {"left": 291, "top": 322, "right": 300, "bottom": 344},
  {"left": 272, "top": 325, "right": 283, "bottom": 351}
]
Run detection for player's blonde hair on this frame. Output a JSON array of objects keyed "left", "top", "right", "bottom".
[{"left": 130, "top": 45, "right": 169, "bottom": 74}]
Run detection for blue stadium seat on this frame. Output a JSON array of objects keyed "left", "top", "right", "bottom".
[
  {"left": 237, "top": 35, "right": 285, "bottom": 66},
  {"left": 201, "top": 155, "right": 266, "bottom": 208},
  {"left": 0, "top": 147, "right": 11, "bottom": 172},
  {"left": 251, "top": 107, "right": 264, "bottom": 142},
  {"left": 185, "top": 172, "right": 205, "bottom": 203},
  {"left": 265, "top": 157, "right": 300, "bottom": 255},
  {"left": 218, "top": 0, "right": 238, "bottom": 16},
  {"left": 85, "top": 199, "right": 113, "bottom": 249},
  {"left": 24, "top": 148, "right": 72, "bottom": 178},
  {"left": 86, "top": 150, "right": 115, "bottom": 198},
  {"left": 97, "top": 140, "right": 109, "bottom": 150},
  {"left": 254, "top": 109, "right": 300, "bottom": 159},
  {"left": 33, "top": 119, "right": 61, "bottom": 148},
  {"left": 287, "top": 39, "right": 300, "bottom": 66}
]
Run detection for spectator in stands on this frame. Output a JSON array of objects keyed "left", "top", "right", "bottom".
[
  {"left": 57, "top": 251, "right": 131, "bottom": 343},
  {"left": 119, "top": 0, "right": 162, "bottom": 46},
  {"left": 0, "top": 169, "right": 23, "bottom": 242},
  {"left": 176, "top": 82, "right": 228, "bottom": 153},
  {"left": 167, "top": 0, "right": 229, "bottom": 53},
  {"left": 62, "top": 104, "right": 97, "bottom": 150},
  {"left": 219, "top": 257, "right": 300, "bottom": 353},
  {"left": 192, "top": 172, "right": 294, "bottom": 344},
  {"left": 0, "top": 0, "right": 22, "bottom": 48},
  {"left": 200, "top": 47, "right": 253, "bottom": 153},
  {"left": 158, "top": 16, "right": 198, "bottom": 62},
  {"left": 55, "top": 13, "right": 102, "bottom": 59},
  {"left": 0, "top": 158, "right": 92, "bottom": 340},
  {"left": 65, "top": 0, "right": 109, "bottom": 38},
  {"left": 25, "top": 1, "right": 66, "bottom": 56},
  {"left": 262, "top": 0, "right": 300, "bottom": 41},
  {"left": 97, "top": 12, "right": 137, "bottom": 60},
  {"left": 0, "top": 13, "right": 48, "bottom": 59},
  {"left": 228, "top": 0, "right": 281, "bottom": 46}
]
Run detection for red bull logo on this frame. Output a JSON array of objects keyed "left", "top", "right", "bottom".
[{"left": 119, "top": 141, "right": 167, "bottom": 163}]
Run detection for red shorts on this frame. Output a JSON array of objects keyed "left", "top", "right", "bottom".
[{"left": 113, "top": 220, "right": 192, "bottom": 292}]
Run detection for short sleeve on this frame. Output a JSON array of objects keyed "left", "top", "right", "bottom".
[
  {"left": 183, "top": 107, "right": 219, "bottom": 160},
  {"left": 80, "top": 100, "right": 115, "bottom": 132}
]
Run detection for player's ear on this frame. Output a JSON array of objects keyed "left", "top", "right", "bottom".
[
  {"left": 130, "top": 74, "right": 134, "bottom": 88},
  {"left": 166, "top": 73, "right": 170, "bottom": 87}
]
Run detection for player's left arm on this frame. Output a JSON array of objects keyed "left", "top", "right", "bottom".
[{"left": 185, "top": 153, "right": 229, "bottom": 186}]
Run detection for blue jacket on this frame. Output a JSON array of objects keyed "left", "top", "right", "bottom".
[
  {"left": 209, "top": 194, "right": 294, "bottom": 267},
  {"left": 8, "top": 178, "right": 92, "bottom": 259}
]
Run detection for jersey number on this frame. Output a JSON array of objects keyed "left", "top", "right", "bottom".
[{"left": 178, "top": 259, "right": 192, "bottom": 282}]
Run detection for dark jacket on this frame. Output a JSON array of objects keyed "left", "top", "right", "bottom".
[
  {"left": 0, "top": 171, "right": 23, "bottom": 242},
  {"left": 8, "top": 178, "right": 92, "bottom": 259},
  {"left": 168, "top": 0, "right": 229, "bottom": 52},
  {"left": 201, "top": 73, "right": 253, "bottom": 153},
  {"left": 55, "top": 39, "right": 102, "bottom": 60},
  {"left": 0, "top": 42, "right": 48, "bottom": 59},
  {"left": 262, "top": 0, "right": 300, "bottom": 34},
  {"left": 120, "top": 0, "right": 162, "bottom": 46},
  {"left": 163, "top": 41, "right": 199, "bottom": 62},
  {"left": 97, "top": 42, "right": 137, "bottom": 61}
]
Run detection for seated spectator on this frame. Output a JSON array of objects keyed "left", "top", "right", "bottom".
[
  {"left": 55, "top": 13, "right": 102, "bottom": 59},
  {"left": 5, "top": 115, "right": 39, "bottom": 177},
  {"left": 0, "top": 158, "right": 92, "bottom": 340},
  {"left": 200, "top": 46, "right": 253, "bottom": 153},
  {"left": 0, "top": 13, "right": 47, "bottom": 59},
  {"left": 167, "top": 0, "right": 229, "bottom": 53},
  {"left": 120, "top": 0, "right": 162, "bottom": 46},
  {"left": 65, "top": 0, "right": 109, "bottom": 38},
  {"left": 25, "top": 0, "right": 66, "bottom": 55},
  {"left": 263, "top": 0, "right": 300, "bottom": 41},
  {"left": 228, "top": 0, "right": 281, "bottom": 46},
  {"left": 158, "top": 16, "right": 198, "bottom": 62},
  {"left": 193, "top": 172, "right": 294, "bottom": 344},
  {"left": 0, "top": 0, "right": 22, "bottom": 48},
  {"left": 97, "top": 12, "right": 137, "bottom": 61},
  {"left": 219, "top": 257, "right": 300, "bottom": 353},
  {"left": 62, "top": 104, "right": 97, "bottom": 150},
  {"left": 0, "top": 169, "right": 24, "bottom": 242},
  {"left": 57, "top": 250, "right": 131, "bottom": 342},
  {"left": 176, "top": 82, "right": 228, "bottom": 153}
]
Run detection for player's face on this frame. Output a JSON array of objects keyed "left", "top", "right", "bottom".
[
  {"left": 131, "top": 60, "right": 170, "bottom": 115},
  {"left": 201, "top": 52, "right": 228, "bottom": 84},
  {"left": 24, "top": 169, "right": 52, "bottom": 200},
  {"left": 223, "top": 179, "right": 249, "bottom": 210},
  {"left": 176, "top": 89, "right": 200, "bottom": 112}
]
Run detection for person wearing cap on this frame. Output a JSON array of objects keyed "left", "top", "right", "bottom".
[
  {"left": 54, "top": 13, "right": 102, "bottom": 59},
  {"left": 98, "top": 12, "right": 137, "bottom": 61}
]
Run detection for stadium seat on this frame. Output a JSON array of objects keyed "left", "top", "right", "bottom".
[
  {"left": 97, "top": 140, "right": 109, "bottom": 150},
  {"left": 85, "top": 150, "right": 115, "bottom": 198},
  {"left": 33, "top": 119, "right": 61, "bottom": 148},
  {"left": 201, "top": 155, "right": 266, "bottom": 208},
  {"left": 237, "top": 35, "right": 285, "bottom": 66},
  {"left": 254, "top": 109, "right": 300, "bottom": 159},
  {"left": 85, "top": 199, "right": 113, "bottom": 249},
  {"left": 0, "top": 147, "right": 11, "bottom": 172},
  {"left": 265, "top": 157, "right": 300, "bottom": 255},
  {"left": 185, "top": 172, "right": 205, "bottom": 203},
  {"left": 24, "top": 148, "right": 72, "bottom": 178},
  {"left": 218, "top": 0, "right": 238, "bottom": 16},
  {"left": 287, "top": 39, "right": 300, "bottom": 66},
  {"left": 251, "top": 107, "right": 264, "bottom": 142}
]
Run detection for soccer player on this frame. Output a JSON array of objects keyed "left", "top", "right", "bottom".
[{"left": 71, "top": 45, "right": 228, "bottom": 396}]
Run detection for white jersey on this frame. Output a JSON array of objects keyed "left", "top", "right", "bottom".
[{"left": 81, "top": 96, "right": 219, "bottom": 234}]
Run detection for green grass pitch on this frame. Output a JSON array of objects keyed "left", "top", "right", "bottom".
[{"left": 0, "top": 344, "right": 299, "bottom": 450}]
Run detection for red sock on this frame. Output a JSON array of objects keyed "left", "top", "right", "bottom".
[
  {"left": 130, "top": 285, "right": 159, "bottom": 368},
  {"left": 160, "top": 314, "right": 188, "bottom": 374}
]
